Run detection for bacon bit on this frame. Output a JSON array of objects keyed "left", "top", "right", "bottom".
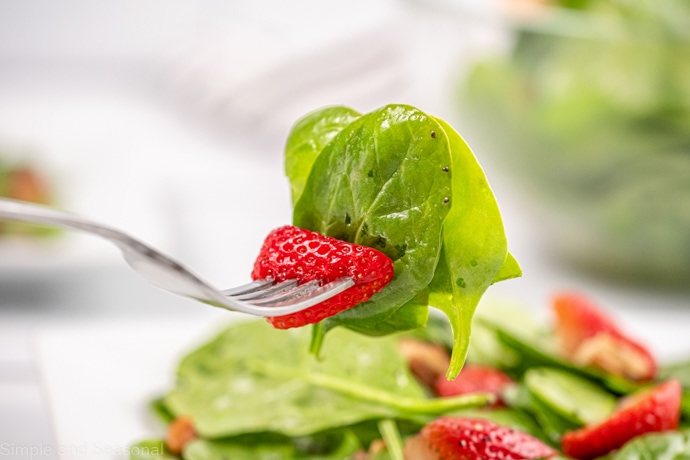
[
  {"left": 398, "top": 338, "right": 451, "bottom": 388},
  {"left": 166, "top": 416, "right": 197, "bottom": 454}
]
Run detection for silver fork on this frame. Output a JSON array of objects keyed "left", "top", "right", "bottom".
[{"left": 0, "top": 198, "right": 354, "bottom": 317}]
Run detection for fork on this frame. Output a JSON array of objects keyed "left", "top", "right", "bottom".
[{"left": 0, "top": 198, "right": 354, "bottom": 317}]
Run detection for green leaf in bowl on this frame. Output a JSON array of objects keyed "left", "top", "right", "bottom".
[
  {"left": 524, "top": 367, "right": 617, "bottom": 426},
  {"left": 163, "top": 320, "right": 490, "bottom": 439}
]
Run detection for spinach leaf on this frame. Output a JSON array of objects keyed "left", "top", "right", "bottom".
[
  {"left": 149, "top": 397, "right": 175, "bottom": 425},
  {"left": 524, "top": 367, "right": 616, "bottom": 426},
  {"left": 182, "top": 430, "right": 362, "bottom": 460},
  {"left": 468, "top": 299, "right": 549, "bottom": 373},
  {"left": 493, "top": 251, "right": 522, "bottom": 284},
  {"left": 660, "top": 359, "right": 690, "bottom": 389},
  {"left": 286, "top": 104, "right": 518, "bottom": 378},
  {"left": 164, "top": 320, "right": 490, "bottom": 439},
  {"left": 467, "top": 321, "right": 522, "bottom": 370},
  {"left": 129, "top": 440, "right": 176, "bottom": 460},
  {"left": 285, "top": 106, "right": 361, "bottom": 205},
  {"left": 400, "top": 311, "right": 454, "bottom": 351},
  {"left": 428, "top": 117, "right": 519, "bottom": 377},
  {"left": 293, "top": 105, "right": 453, "bottom": 335},
  {"left": 377, "top": 419, "right": 404, "bottom": 460},
  {"left": 683, "top": 390, "right": 690, "bottom": 422},
  {"left": 599, "top": 429, "right": 690, "bottom": 460},
  {"left": 502, "top": 383, "right": 578, "bottom": 444}
]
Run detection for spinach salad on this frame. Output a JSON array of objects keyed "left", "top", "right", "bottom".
[{"left": 128, "top": 104, "right": 689, "bottom": 459}]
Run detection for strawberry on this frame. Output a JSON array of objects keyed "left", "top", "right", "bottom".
[
  {"left": 251, "top": 225, "right": 394, "bottom": 329},
  {"left": 553, "top": 293, "right": 657, "bottom": 381},
  {"left": 561, "top": 379, "right": 681, "bottom": 459},
  {"left": 435, "top": 365, "right": 513, "bottom": 405},
  {"left": 404, "top": 417, "right": 557, "bottom": 460}
]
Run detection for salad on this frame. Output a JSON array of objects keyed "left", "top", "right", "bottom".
[
  {"left": 129, "top": 293, "right": 689, "bottom": 459},
  {"left": 127, "top": 105, "right": 688, "bottom": 458}
]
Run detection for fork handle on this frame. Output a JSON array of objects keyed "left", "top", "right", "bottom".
[
  {"left": 0, "top": 197, "right": 227, "bottom": 307},
  {"left": 0, "top": 198, "right": 125, "bottom": 242}
]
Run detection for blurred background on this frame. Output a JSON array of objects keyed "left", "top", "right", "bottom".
[{"left": 0, "top": 0, "right": 688, "bottom": 458}]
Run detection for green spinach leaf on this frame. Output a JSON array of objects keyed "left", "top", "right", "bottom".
[
  {"left": 524, "top": 367, "right": 616, "bottom": 426},
  {"left": 502, "top": 383, "right": 577, "bottom": 444},
  {"left": 428, "top": 117, "right": 519, "bottom": 377},
  {"left": 149, "top": 397, "right": 175, "bottom": 425},
  {"left": 182, "top": 430, "right": 362, "bottom": 460},
  {"left": 287, "top": 105, "right": 518, "bottom": 378},
  {"left": 599, "top": 429, "right": 690, "bottom": 460},
  {"left": 129, "top": 440, "right": 176, "bottom": 460},
  {"left": 493, "top": 251, "right": 522, "bottom": 284},
  {"left": 285, "top": 106, "right": 361, "bottom": 205},
  {"left": 293, "top": 105, "right": 453, "bottom": 335},
  {"left": 164, "top": 320, "right": 490, "bottom": 439}
]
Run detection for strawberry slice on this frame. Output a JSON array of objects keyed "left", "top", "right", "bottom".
[
  {"left": 553, "top": 293, "right": 657, "bottom": 381},
  {"left": 251, "top": 225, "right": 394, "bottom": 329},
  {"left": 435, "top": 365, "right": 513, "bottom": 405},
  {"left": 404, "top": 417, "right": 557, "bottom": 460},
  {"left": 561, "top": 379, "right": 681, "bottom": 460}
]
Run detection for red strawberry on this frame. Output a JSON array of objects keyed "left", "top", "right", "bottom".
[
  {"left": 404, "top": 417, "right": 557, "bottom": 460},
  {"left": 251, "top": 225, "right": 394, "bottom": 329},
  {"left": 561, "top": 379, "right": 681, "bottom": 460},
  {"left": 553, "top": 293, "right": 657, "bottom": 381},
  {"left": 435, "top": 365, "right": 513, "bottom": 405}
]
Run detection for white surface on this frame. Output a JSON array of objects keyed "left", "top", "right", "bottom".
[
  {"left": 34, "top": 315, "right": 236, "bottom": 460},
  {"left": 0, "top": 1, "right": 397, "bottom": 61}
]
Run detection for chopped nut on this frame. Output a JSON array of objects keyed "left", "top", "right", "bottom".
[
  {"left": 368, "top": 439, "right": 387, "bottom": 456},
  {"left": 398, "top": 338, "right": 451, "bottom": 388},
  {"left": 572, "top": 333, "right": 652, "bottom": 381},
  {"left": 166, "top": 416, "right": 197, "bottom": 454},
  {"left": 403, "top": 434, "right": 436, "bottom": 460}
]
